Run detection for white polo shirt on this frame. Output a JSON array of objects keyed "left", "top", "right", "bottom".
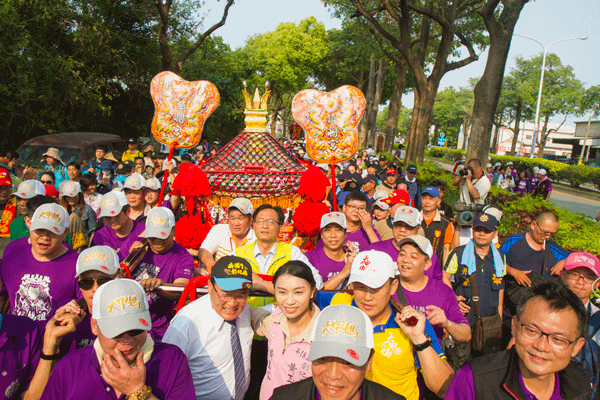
[
  {"left": 200, "top": 224, "right": 256, "bottom": 261},
  {"left": 163, "top": 295, "right": 261, "bottom": 399}
]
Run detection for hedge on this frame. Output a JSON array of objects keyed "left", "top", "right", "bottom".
[{"left": 426, "top": 147, "right": 600, "bottom": 189}]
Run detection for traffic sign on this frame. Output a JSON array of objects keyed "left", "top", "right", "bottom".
[
  {"left": 439, "top": 132, "right": 445, "bottom": 138},
  {"left": 437, "top": 138, "right": 446, "bottom": 146}
]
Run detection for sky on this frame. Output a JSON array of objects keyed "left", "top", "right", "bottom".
[{"left": 202, "top": 0, "right": 600, "bottom": 127}]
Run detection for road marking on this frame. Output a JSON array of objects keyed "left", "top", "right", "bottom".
[{"left": 554, "top": 189, "right": 600, "bottom": 204}]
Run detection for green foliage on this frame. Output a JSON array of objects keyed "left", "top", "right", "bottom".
[
  {"left": 487, "top": 190, "right": 600, "bottom": 256},
  {"left": 431, "top": 86, "right": 474, "bottom": 145},
  {"left": 556, "top": 164, "right": 593, "bottom": 189},
  {"left": 376, "top": 106, "right": 412, "bottom": 136}
]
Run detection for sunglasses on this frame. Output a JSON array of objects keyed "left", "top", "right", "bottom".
[
  {"left": 77, "top": 276, "right": 114, "bottom": 290},
  {"left": 114, "top": 329, "right": 145, "bottom": 339},
  {"left": 41, "top": 180, "right": 54, "bottom": 185}
]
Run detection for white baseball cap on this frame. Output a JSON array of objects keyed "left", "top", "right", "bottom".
[
  {"left": 372, "top": 199, "right": 389, "bottom": 211},
  {"left": 393, "top": 206, "right": 422, "bottom": 227},
  {"left": 373, "top": 190, "right": 389, "bottom": 202},
  {"left": 30, "top": 203, "right": 70, "bottom": 235},
  {"left": 533, "top": 166, "right": 540, "bottom": 173},
  {"left": 398, "top": 235, "right": 434, "bottom": 259},
  {"left": 93, "top": 279, "right": 151, "bottom": 339},
  {"left": 538, "top": 169, "right": 547, "bottom": 176},
  {"left": 60, "top": 181, "right": 82, "bottom": 198},
  {"left": 320, "top": 212, "right": 347, "bottom": 229},
  {"left": 348, "top": 250, "right": 397, "bottom": 289},
  {"left": 77, "top": 246, "right": 120, "bottom": 277},
  {"left": 123, "top": 173, "right": 146, "bottom": 190},
  {"left": 145, "top": 207, "right": 176, "bottom": 239},
  {"left": 309, "top": 304, "right": 374, "bottom": 367},
  {"left": 99, "top": 191, "right": 128, "bottom": 218},
  {"left": 145, "top": 177, "right": 161, "bottom": 191},
  {"left": 228, "top": 198, "right": 254, "bottom": 215},
  {"left": 11, "top": 180, "right": 46, "bottom": 199}
]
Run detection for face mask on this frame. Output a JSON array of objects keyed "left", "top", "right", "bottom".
[
  {"left": 102, "top": 170, "right": 112, "bottom": 177},
  {"left": 117, "top": 175, "right": 127, "bottom": 184}
]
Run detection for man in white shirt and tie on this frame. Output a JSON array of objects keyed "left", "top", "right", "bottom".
[{"left": 163, "top": 256, "right": 268, "bottom": 400}]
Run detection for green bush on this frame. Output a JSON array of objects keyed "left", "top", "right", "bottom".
[
  {"left": 428, "top": 146, "right": 599, "bottom": 185},
  {"left": 487, "top": 188, "right": 600, "bottom": 256}
]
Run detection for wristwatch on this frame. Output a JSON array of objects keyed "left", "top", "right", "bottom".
[
  {"left": 413, "top": 334, "right": 433, "bottom": 352},
  {"left": 40, "top": 350, "right": 60, "bottom": 360}
]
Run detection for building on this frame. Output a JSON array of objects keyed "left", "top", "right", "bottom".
[
  {"left": 494, "top": 121, "right": 575, "bottom": 159},
  {"left": 551, "top": 119, "right": 600, "bottom": 164}
]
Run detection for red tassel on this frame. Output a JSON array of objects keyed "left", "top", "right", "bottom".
[
  {"left": 293, "top": 200, "right": 330, "bottom": 237},
  {"left": 298, "top": 164, "right": 330, "bottom": 202}
]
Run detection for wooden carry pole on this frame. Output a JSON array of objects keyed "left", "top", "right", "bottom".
[
  {"left": 158, "top": 146, "right": 175, "bottom": 206},
  {"left": 330, "top": 164, "right": 337, "bottom": 211}
]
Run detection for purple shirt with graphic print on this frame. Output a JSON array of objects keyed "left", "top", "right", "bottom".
[
  {"left": 118, "top": 241, "right": 194, "bottom": 339},
  {"left": 0, "top": 238, "right": 79, "bottom": 324},
  {"left": 305, "top": 247, "right": 346, "bottom": 288}
]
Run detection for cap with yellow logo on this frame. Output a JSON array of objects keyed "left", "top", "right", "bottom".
[
  {"left": 99, "top": 191, "right": 128, "bottom": 218},
  {"left": 92, "top": 279, "right": 151, "bottom": 338},
  {"left": 144, "top": 207, "right": 175, "bottom": 239},
  {"left": 11, "top": 179, "right": 45, "bottom": 199},
  {"left": 76, "top": 245, "right": 120, "bottom": 277},
  {"left": 210, "top": 255, "right": 252, "bottom": 292},
  {"left": 30, "top": 203, "right": 70, "bottom": 235},
  {"left": 397, "top": 234, "right": 434, "bottom": 259},
  {"left": 309, "top": 304, "right": 374, "bottom": 367}
]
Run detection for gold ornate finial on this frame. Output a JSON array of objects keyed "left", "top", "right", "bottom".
[{"left": 243, "top": 81, "right": 270, "bottom": 132}]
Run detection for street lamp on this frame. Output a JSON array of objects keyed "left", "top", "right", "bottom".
[{"left": 513, "top": 34, "right": 588, "bottom": 158}]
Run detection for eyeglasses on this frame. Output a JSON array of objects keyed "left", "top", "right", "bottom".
[
  {"left": 77, "top": 276, "right": 114, "bottom": 290},
  {"left": 517, "top": 321, "right": 576, "bottom": 351},
  {"left": 214, "top": 288, "right": 249, "bottom": 303},
  {"left": 41, "top": 180, "right": 54, "bottom": 185},
  {"left": 533, "top": 221, "right": 557, "bottom": 238},
  {"left": 566, "top": 270, "right": 597, "bottom": 284},
  {"left": 114, "top": 329, "right": 145, "bottom": 339},
  {"left": 254, "top": 218, "right": 279, "bottom": 227},
  {"left": 346, "top": 204, "right": 366, "bottom": 211}
]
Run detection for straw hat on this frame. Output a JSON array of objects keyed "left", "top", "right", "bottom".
[
  {"left": 41, "top": 148, "right": 66, "bottom": 166},
  {"left": 104, "top": 152, "right": 119, "bottom": 163}
]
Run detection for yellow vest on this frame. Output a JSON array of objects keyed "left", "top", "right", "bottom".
[{"left": 236, "top": 241, "right": 293, "bottom": 308}]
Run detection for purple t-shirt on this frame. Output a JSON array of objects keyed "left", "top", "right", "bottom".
[
  {"left": 0, "top": 313, "right": 42, "bottom": 398},
  {"left": 41, "top": 341, "right": 196, "bottom": 400},
  {"left": 0, "top": 238, "right": 80, "bottom": 323},
  {"left": 515, "top": 178, "right": 529, "bottom": 196},
  {"left": 92, "top": 219, "right": 145, "bottom": 253},
  {"left": 305, "top": 247, "right": 345, "bottom": 286},
  {"left": 118, "top": 242, "right": 194, "bottom": 339},
  {"left": 60, "top": 312, "right": 95, "bottom": 353},
  {"left": 528, "top": 175, "right": 540, "bottom": 193},
  {"left": 396, "top": 277, "right": 469, "bottom": 346},
  {"left": 445, "top": 361, "right": 562, "bottom": 400},
  {"left": 369, "top": 239, "right": 443, "bottom": 280}
]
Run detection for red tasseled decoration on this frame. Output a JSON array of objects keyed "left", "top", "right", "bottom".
[
  {"left": 172, "top": 163, "right": 212, "bottom": 199},
  {"left": 293, "top": 200, "right": 330, "bottom": 237},
  {"left": 175, "top": 200, "right": 213, "bottom": 249},
  {"left": 298, "top": 164, "right": 330, "bottom": 202}
]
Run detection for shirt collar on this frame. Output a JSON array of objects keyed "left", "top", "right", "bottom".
[
  {"left": 254, "top": 241, "right": 277, "bottom": 258},
  {"left": 273, "top": 305, "right": 321, "bottom": 343}
]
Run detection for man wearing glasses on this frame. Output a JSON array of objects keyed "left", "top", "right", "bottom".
[
  {"left": 163, "top": 256, "right": 269, "bottom": 400},
  {"left": 500, "top": 212, "right": 569, "bottom": 303},
  {"left": 445, "top": 280, "right": 591, "bottom": 400},
  {"left": 340, "top": 191, "right": 380, "bottom": 253},
  {"left": 54, "top": 246, "right": 121, "bottom": 351},
  {"left": 560, "top": 252, "right": 600, "bottom": 396},
  {"left": 42, "top": 279, "right": 196, "bottom": 400}
]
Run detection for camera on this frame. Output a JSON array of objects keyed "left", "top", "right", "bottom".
[
  {"left": 453, "top": 202, "right": 485, "bottom": 226},
  {"left": 458, "top": 166, "right": 474, "bottom": 177}
]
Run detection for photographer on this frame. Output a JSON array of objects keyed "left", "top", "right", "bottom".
[{"left": 452, "top": 159, "right": 491, "bottom": 205}]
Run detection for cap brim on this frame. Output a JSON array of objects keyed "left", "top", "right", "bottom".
[
  {"left": 30, "top": 221, "right": 67, "bottom": 235},
  {"left": 96, "top": 310, "right": 152, "bottom": 339},
  {"left": 144, "top": 226, "right": 173, "bottom": 239},
  {"left": 309, "top": 340, "right": 371, "bottom": 367},
  {"left": 99, "top": 207, "right": 123, "bottom": 219},
  {"left": 213, "top": 277, "right": 252, "bottom": 292},
  {"left": 347, "top": 274, "right": 389, "bottom": 289}
]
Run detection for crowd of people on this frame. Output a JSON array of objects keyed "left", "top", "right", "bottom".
[{"left": 0, "top": 138, "right": 598, "bottom": 400}]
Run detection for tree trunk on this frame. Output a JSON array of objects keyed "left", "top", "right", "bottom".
[
  {"left": 509, "top": 101, "right": 522, "bottom": 156},
  {"left": 359, "top": 54, "right": 377, "bottom": 149},
  {"left": 491, "top": 113, "right": 503, "bottom": 154},
  {"left": 537, "top": 115, "right": 550, "bottom": 156},
  {"left": 383, "top": 60, "right": 407, "bottom": 154},
  {"left": 467, "top": 0, "right": 530, "bottom": 165},
  {"left": 406, "top": 83, "right": 436, "bottom": 164},
  {"left": 367, "top": 59, "right": 386, "bottom": 147}
]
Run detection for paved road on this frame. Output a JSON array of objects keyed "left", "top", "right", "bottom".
[{"left": 551, "top": 187, "right": 599, "bottom": 219}]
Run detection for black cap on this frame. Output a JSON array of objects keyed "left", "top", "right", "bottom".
[
  {"left": 379, "top": 155, "right": 387, "bottom": 161},
  {"left": 473, "top": 213, "right": 499, "bottom": 231},
  {"left": 363, "top": 174, "right": 377, "bottom": 185},
  {"left": 406, "top": 165, "right": 418, "bottom": 173},
  {"left": 211, "top": 256, "right": 252, "bottom": 291},
  {"left": 127, "top": 138, "right": 136, "bottom": 144}
]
